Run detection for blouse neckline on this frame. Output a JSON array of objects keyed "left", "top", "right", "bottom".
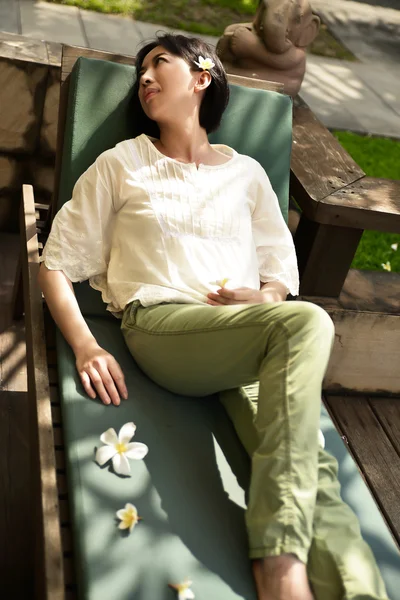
[{"left": 140, "top": 133, "right": 237, "bottom": 171}]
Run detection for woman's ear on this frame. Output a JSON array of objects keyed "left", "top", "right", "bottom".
[{"left": 195, "top": 70, "right": 212, "bottom": 92}]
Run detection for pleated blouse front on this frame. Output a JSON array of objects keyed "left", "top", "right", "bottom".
[{"left": 41, "top": 134, "right": 299, "bottom": 316}]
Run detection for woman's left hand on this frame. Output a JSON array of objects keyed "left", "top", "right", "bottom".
[
  {"left": 207, "top": 286, "right": 268, "bottom": 306},
  {"left": 207, "top": 281, "right": 288, "bottom": 305}
]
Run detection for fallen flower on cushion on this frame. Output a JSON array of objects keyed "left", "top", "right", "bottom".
[
  {"left": 391, "top": 243, "right": 398, "bottom": 251},
  {"left": 116, "top": 503, "right": 141, "bottom": 533},
  {"left": 381, "top": 261, "right": 391, "bottom": 272},
  {"left": 209, "top": 277, "right": 230, "bottom": 287},
  {"left": 95, "top": 422, "right": 148, "bottom": 476},
  {"left": 168, "top": 579, "right": 195, "bottom": 600}
]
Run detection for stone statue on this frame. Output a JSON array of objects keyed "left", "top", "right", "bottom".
[{"left": 217, "top": 0, "right": 320, "bottom": 97}]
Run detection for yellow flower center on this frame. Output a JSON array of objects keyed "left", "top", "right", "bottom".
[
  {"left": 177, "top": 583, "right": 189, "bottom": 591},
  {"left": 115, "top": 442, "right": 127, "bottom": 454},
  {"left": 125, "top": 513, "right": 135, "bottom": 525}
]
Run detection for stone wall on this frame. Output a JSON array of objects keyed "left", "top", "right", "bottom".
[{"left": 0, "top": 32, "right": 61, "bottom": 232}]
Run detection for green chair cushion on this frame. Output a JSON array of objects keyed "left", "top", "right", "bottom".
[
  {"left": 58, "top": 57, "right": 292, "bottom": 317},
  {"left": 57, "top": 319, "right": 400, "bottom": 599}
]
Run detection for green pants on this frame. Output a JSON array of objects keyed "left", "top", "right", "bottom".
[{"left": 121, "top": 299, "right": 388, "bottom": 600}]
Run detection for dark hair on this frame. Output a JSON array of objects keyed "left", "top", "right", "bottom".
[{"left": 131, "top": 33, "right": 230, "bottom": 137}]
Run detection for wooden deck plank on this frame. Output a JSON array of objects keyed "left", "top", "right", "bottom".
[
  {"left": 368, "top": 397, "right": 400, "bottom": 459},
  {"left": 325, "top": 394, "right": 400, "bottom": 547},
  {"left": 0, "top": 391, "right": 34, "bottom": 598},
  {"left": 0, "top": 234, "right": 33, "bottom": 598},
  {"left": 0, "top": 234, "right": 27, "bottom": 393}
]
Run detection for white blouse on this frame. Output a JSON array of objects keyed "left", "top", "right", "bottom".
[{"left": 41, "top": 134, "right": 299, "bottom": 317}]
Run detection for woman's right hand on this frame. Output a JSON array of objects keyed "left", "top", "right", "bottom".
[
  {"left": 75, "top": 340, "right": 128, "bottom": 406},
  {"left": 37, "top": 267, "right": 128, "bottom": 406}
]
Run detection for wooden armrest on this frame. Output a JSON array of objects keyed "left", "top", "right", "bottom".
[
  {"left": 290, "top": 98, "right": 400, "bottom": 296},
  {"left": 294, "top": 175, "right": 400, "bottom": 296},
  {"left": 19, "top": 184, "right": 64, "bottom": 598},
  {"left": 317, "top": 178, "right": 400, "bottom": 233},
  {"left": 290, "top": 99, "right": 365, "bottom": 218}
]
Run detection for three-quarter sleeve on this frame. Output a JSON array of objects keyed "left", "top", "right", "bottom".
[
  {"left": 40, "top": 156, "right": 115, "bottom": 283},
  {"left": 251, "top": 162, "right": 299, "bottom": 297}
]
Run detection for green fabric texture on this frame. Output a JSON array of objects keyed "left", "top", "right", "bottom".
[
  {"left": 57, "top": 321, "right": 255, "bottom": 600},
  {"left": 57, "top": 318, "right": 400, "bottom": 600},
  {"left": 209, "top": 85, "right": 292, "bottom": 224},
  {"left": 54, "top": 55, "right": 400, "bottom": 599}
]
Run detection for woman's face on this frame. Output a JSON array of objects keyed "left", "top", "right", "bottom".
[{"left": 138, "top": 45, "right": 209, "bottom": 126}]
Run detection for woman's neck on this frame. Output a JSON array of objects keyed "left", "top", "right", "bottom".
[{"left": 156, "top": 123, "right": 213, "bottom": 166}]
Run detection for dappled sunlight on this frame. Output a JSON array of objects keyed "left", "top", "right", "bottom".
[
  {"left": 342, "top": 546, "right": 393, "bottom": 592},
  {"left": 301, "top": 53, "right": 400, "bottom": 136},
  {"left": 0, "top": 324, "right": 27, "bottom": 391},
  {"left": 53, "top": 322, "right": 255, "bottom": 598},
  {"left": 303, "top": 61, "right": 363, "bottom": 105}
]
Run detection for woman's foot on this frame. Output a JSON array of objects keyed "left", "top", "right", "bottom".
[{"left": 252, "top": 554, "right": 314, "bottom": 600}]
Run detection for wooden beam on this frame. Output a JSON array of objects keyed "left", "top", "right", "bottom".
[
  {"left": 61, "top": 45, "right": 134, "bottom": 83},
  {"left": 20, "top": 185, "right": 64, "bottom": 600},
  {"left": 338, "top": 269, "right": 400, "bottom": 314},
  {"left": 309, "top": 299, "right": 400, "bottom": 395},
  {"left": 295, "top": 214, "right": 363, "bottom": 297},
  {"left": 49, "top": 66, "right": 71, "bottom": 225}
]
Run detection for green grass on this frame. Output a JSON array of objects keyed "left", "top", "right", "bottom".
[
  {"left": 47, "top": 0, "right": 258, "bottom": 37},
  {"left": 308, "top": 23, "right": 356, "bottom": 61},
  {"left": 333, "top": 131, "right": 400, "bottom": 272},
  {"left": 45, "top": 0, "right": 356, "bottom": 59}
]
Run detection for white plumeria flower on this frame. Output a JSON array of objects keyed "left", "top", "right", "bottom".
[
  {"left": 391, "top": 243, "right": 398, "bottom": 251},
  {"left": 209, "top": 277, "right": 230, "bottom": 287},
  {"left": 169, "top": 579, "right": 195, "bottom": 600},
  {"left": 381, "top": 261, "right": 392, "bottom": 272},
  {"left": 194, "top": 56, "right": 215, "bottom": 70},
  {"left": 95, "top": 422, "right": 148, "bottom": 476},
  {"left": 116, "top": 503, "right": 141, "bottom": 533}
]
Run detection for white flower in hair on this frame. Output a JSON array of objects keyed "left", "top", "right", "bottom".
[{"left": 194, "top": 56, "right": 215, "bottom": 71}]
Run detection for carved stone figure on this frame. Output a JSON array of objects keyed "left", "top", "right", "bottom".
[{"left": 217, "top": 0, "right": 320, "bottom": 97}]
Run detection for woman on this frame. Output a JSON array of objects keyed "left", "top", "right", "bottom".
[{"left": 38, "top": 34, "right": 388, "bottom": 600}]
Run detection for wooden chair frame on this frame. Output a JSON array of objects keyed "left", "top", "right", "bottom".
[{"left": 15, "top": 45, "right": 400, "bottom": 599}]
